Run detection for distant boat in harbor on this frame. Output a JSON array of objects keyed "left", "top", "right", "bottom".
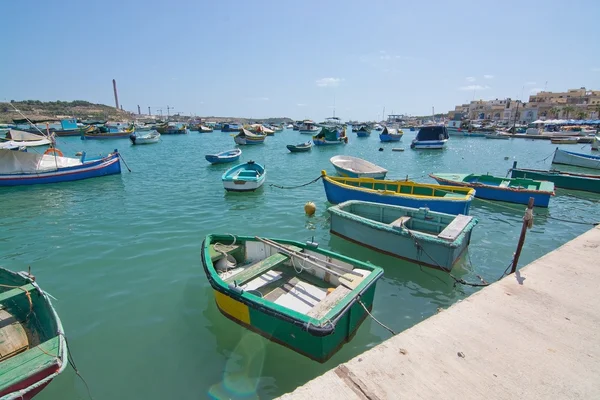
[
  {"left": 411, "top": 126, "right": 449, "bottom": 149},
  {"left": 298, "top": 120, "right": 320, "bottom": 134},
  {"left": 330, "top": 155, "right": 387, "bottom": 179},
  {"left": 379, "top": 126, "right": 403, "bottom": 142},
  {"left": 552, "top": 148, "right": 600, "bottom": 170}
]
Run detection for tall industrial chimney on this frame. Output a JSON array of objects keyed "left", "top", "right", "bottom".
[
  {"left": 138, "top": 105, "right": 141, "bottom": 115},
  {"left": 112, "top": 79, "right": 119, "bottom": 109}
]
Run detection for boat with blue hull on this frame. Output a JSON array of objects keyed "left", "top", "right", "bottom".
[
  {"left": 330, "top": 155, "right": 387, "bottom": 179},
  {"left": 411, "top": 126, "right": 449, "bottom": 149},
  {"left": 0, "top": 148, "right": 121, "bottom": 186},
  {"left": 379, "top": 126, "right": 403, "bottom": 142},
  {"left": 222, "top": 123, "right": 243, "bottom": 132},
  {"left": 429, "top": 173, "right": 555, "bottom": 207},
  {"left": 354, "top": 125, "right": 371, "bottom": 137},
  {"left": 205, "top": 148, "right": 242, "bottom": 164},
  {"left": 328, "top": 201, "right": 478, "bottom": 271},
  {"left": 222, "top": 161, "right": 266, "bottom": 192},
  {"left": 321, "top": 171, "right": 474, "bottom": 215}
]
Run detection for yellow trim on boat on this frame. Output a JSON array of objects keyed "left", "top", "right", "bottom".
[
  {"left": 215, "top": 290, "right": 250, "bottom": 325},
  {"left": 320, "top": 170, "right": 474, "bottom": 200}
]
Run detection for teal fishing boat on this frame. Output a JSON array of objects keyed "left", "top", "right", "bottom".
[
  {"left": 510, "top": 161, "right": 600, "bottom": 194},
  {"left": 201, "top": 234, "right": 383, "bottom": 362},
  {"left": 430, "top": 173, "right": 555, "bottom": 207},
  {"left": 328, "top": 201, "right": 477, "bottom": 271},
  {"left": 286, "top": 142, "right": 312, "bottom": 153},
  {"left": 0, "top": 267, "right": 67, "bottom": 399}
]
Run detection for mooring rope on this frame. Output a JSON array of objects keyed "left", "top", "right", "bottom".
[
  {"left": 269, "top": 175, "right": 322, "bottom": 189},
  {"left": 358, "top": 299, "right": 396, "bottom": 335},
  {"left": 60, "top": 332, "right": 94, "bottom": 400}
]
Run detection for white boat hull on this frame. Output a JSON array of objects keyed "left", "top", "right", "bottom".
[
  {"left": 223, "top": 175, "right": 266, "bottom": 192},
  {"left": 411, "top": 139, "right": 448, "bottom": 149},
  {"left": 552, "top": 149, "right": 600, "bottom": 170}
]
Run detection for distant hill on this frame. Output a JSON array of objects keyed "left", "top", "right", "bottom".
[{"left": 0, "top": 100, "right": 132, "bottom": 123}]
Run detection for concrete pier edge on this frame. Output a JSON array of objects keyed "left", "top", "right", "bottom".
[{"left": 277, "top": 226, "right": 600, "bottom": 399}]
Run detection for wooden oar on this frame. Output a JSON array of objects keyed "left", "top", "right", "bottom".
[
  {"left": 255, "top": 237, "right": 364, "bottom": 289},
  {"left": 256, "top": 237, "right": 362, "bottom": 276}
]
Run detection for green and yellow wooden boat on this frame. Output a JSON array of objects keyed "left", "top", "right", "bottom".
[
  {"left": 201, "top": 234, "right": 384, "bottom": 363},
  {"left": 0, "top": 268, "right": 67, "bottom": 399}
]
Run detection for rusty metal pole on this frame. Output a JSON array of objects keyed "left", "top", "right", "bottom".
[{"left": 511, "top": 197, "right": 535, "bottom": 273}]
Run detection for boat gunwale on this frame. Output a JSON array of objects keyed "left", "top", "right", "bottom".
[
  {"left": 200, "top": 234, "right": 383, "bottom": 337},
  {"left": 321, "top": 171, "right": 475, "bottom": 201},
  {"left": 328, "top": 200, "right": 478, "bottom": 249},
  {"left": 511, "top": 167, "right": 600, "bottom": 180}
]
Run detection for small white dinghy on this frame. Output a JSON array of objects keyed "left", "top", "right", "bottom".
[
  {"left": 130, "top": 130, "right": 160, "bottom": 145},
  {"left": 330, "top": 155, "right": 388, "bottom": 179},
  {"left": 2, "top": 129, "right": 52, "bottom": 148}
]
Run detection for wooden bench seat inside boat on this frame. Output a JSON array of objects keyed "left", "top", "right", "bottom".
[
  {"left": 390, "top": 216, "right": 411, "bottom": 228},
  {"left": 306, "top": 285, "right": 351, "bottom": 319},
  {"left": 225, "top": 245, "right": 302, "bottom": 286},
  {"left": 0, "top": 284, "right": 35, "bottom": 303},
  {"left": 438, "top": 215, "right": 473, "bottom": 241},
  {"left": 0, "top": 308, "right": 29, "bottom": 361}
]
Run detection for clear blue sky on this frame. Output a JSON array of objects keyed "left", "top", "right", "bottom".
[{"left": 2, "top": 0, "right": 599, "bottom": 121}]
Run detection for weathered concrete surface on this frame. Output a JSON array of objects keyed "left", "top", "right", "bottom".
[{"left": 278, "top": 226, "right": 600, "bottom": 400}]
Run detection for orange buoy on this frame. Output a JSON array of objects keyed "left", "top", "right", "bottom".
[
  {"left": 304, "top": 201, "right": 316, "bottom": 216},
  {"left": 44, "top": 148, "right": 63, "bottom": 157}
]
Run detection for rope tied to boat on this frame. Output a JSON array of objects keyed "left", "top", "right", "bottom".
[
  {"left": 269, "top": 175, "right": 322, "bottom": 189},
  {"left": 59, "top": 332, "right": 94, "bottom": 400},
  {"left": 0, "top": 283, "right": 33, "bottom": 319},
  {"left": 357, "top": 298, "right": 396, "bottom": 336}
]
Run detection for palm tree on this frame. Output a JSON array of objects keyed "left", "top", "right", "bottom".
[
  {"left": 595, "top": 104, "right": 600, "bottom": 119},
  {"left": 549, "top": 107, "right": 561, "bottom": 118},
  {"left": 576, "top": 111, "right": 587, "bottom": 120},
  {"left": 563, "top": 105, "right": 575, "bottom": 119}
]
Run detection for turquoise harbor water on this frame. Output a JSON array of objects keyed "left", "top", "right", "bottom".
[{"left": 2, "top": 129, "right": 599, "bottom": 399}]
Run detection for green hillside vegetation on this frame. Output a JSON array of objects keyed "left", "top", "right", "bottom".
[{"left": 0, "top": 100, "right": 132, "bottom": 123}]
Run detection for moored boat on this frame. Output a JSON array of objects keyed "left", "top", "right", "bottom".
[
  {"left": 330, "top": 155, "right": 387, "bottom": 179},
  {"left": 222, "top": 161, "right": 266, "bottom": 191},
  {"left": 354, "top": 125, "right": 372, "bottom": 137},
  {"left": 551, "top": 138, "right": 579, "bottom": 144},
  {"left": 198, "top": 125, "right": 214, "bottom": 133},
  {"left": 429, "top": 173, "right": 555, "bottom": 207},
  {"left": 205, "top": 148, "right": 242, "bottom": 164},
  {"left": 130, "top": 131, "right": 160, "bottom": 145},
  {"left": 233, "top": 129, "right": 266, "bottom": 145},
  {"left": 411, "top": 126, "right": 449, "bottom": 149},
  {"left": 299, "top": 120, "right": 321, "bottom": 134},
  {"left": 328, "top": 201, "right": 477, "bottom": 271},
  {"left": 321, "top": 171, "right": 474, "bottom": 215},
  {"left": 312, "top": 126, "right": 347, "bottom": 146},
  {"left": 222, "top": 123, "right": 242, "bottom": 132},
  {"left": 2, "top": 130, "right": 52, "bottom": 148},
  {"left": 286, "top": 142, "right": 312, "bottom": 153},
  {"left": 484, "top": 132, "right": 509, "bottom": 140},
  {"left": 552, "top": 148, "right": 600, "bottom": 170},
  {"left": 81, "top": 125, "right": 134, "bottom": 140},
  {"left": 379, "top": 126, "right": 403, "bottom": 142},
  {"left": 0, "top": 267, "right": 68, "bottom": 399},
  {"left": 201, "top": 234, "right": 383, "bottom": 362},
  {"left": 156, "top": 123, "right": 187, "bottom": 135},
  {"left": 510, "top": 161, "right": 600, "bottom": 194},
  {"left": 0, "top": 148, "right": 121, "bottom": 186}
]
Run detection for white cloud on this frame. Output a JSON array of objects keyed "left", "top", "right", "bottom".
[
  {"left": 529, "top": 88, "right": 543, "bottom": 94},
  {"left": 465, "top": 76, "right": 476, "bottom": 82},
  {"left": 525, "top": 81, "right": 537, "bottom": 86},
  {"left": 459, "top": 85, "right": 490, "bottom": 91},
  {"left": 592, "top": 67, "right": 600, "bottom": 72},
  {"left": 296, "top": 103, "right": 306, "bottom": 107},
  {"left": 483, "top": 74, "right": 494, "bottom": 79},
  {"left": 316, "top": 77, "right": 343, "bottom": 87}
]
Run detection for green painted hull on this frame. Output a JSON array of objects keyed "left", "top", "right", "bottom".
[
  {"left": 0, "top": 268, "right": 67, "bottom": 399},
  {"left": 511, "top": 168, "right": 600, "bottom": 194},
  {"left": 201, "top": 234, "right": 383, "bottom": 363}
]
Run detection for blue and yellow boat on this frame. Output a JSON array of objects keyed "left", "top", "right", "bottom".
[{"left": 321, "top": 171, "right": 474, "bottom": 215}]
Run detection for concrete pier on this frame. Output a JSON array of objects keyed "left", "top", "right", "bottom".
[{"left": 278, "top": 226, "right": 600, "bottom": 400}]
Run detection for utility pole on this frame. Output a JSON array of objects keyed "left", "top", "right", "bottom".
[{"left": 167, "top": 105, "right": 174, "bottom": 119}]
